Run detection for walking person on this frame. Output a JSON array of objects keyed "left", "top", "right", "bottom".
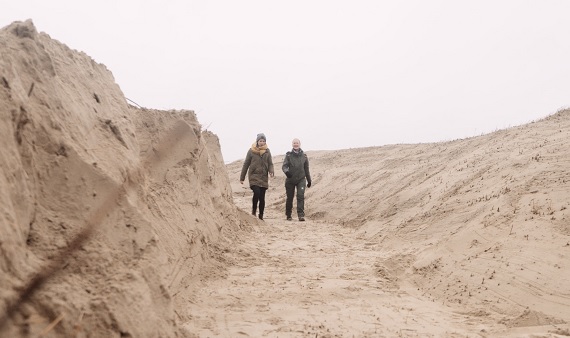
[
  {"left": 282, "top": 138, "right": 312, "bottom": 221},
  {"left": 240, "top": 133, "right": 274, "bottom": 220}
]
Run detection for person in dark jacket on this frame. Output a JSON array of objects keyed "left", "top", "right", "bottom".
[
  {"left": 282, "top": 138, "right": 312, "bottom": 221},
  {"left": 240, "top": 133, "right": 274, "bottom": 220}
]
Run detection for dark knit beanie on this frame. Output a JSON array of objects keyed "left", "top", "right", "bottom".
[{"left": 256, "top": 133, "right": 266, "bottom": 142}]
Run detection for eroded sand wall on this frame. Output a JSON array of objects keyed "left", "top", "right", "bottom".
[{"left": 0, "top": 20, "right": 245, "bottom": 337}]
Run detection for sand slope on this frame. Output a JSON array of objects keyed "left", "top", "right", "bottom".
[
  {"left": 0, "top": 20, "right": 247, "bottom": 337},
  {"left": 225, "top": 110, "right": 570, "bottom": 336}
]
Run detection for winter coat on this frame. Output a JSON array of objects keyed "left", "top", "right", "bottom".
[
  {"left": 240, "top": 144, "right": 274, "bottom": 188},
  {"left": 282, "top": 149, "right": 311, "bottom": 184}
]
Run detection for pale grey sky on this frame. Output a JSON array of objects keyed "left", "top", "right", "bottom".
[{"left": 3, "top": 1, "right": 569, "bottom": 163}]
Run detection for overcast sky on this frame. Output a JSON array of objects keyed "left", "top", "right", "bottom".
[{"left": 3, "top": 1, "right": 569, "bottom": 163}]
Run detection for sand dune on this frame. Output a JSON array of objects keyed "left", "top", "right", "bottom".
[
  {"left": 0, "top": 20, "right": 246, "bottom": 337},
  {"left": 1, "top": 19, "right": 569, "bottom": 337},
  {"left": 224, "top": 110, "right": 570, "bottom": 336}
]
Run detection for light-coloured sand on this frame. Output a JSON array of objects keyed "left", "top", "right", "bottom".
[
  {"left": 220, "top": 111, "right": 570, "bottom": 336},
  {"left": 1, "top": 19, "right": 569, "bottom": 338}
]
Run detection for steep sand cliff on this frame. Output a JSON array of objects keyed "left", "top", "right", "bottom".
[{"left": 0, "top": 20, "right": 250, "bottom": 337}]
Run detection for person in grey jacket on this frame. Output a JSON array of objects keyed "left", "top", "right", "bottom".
[
  {"left": 282, "top": 138, "right": 312, "bottom": 221},
  {"left": 240, "top": 133, "right": 274, "bottom": 220}
]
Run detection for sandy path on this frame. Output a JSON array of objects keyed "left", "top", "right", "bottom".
[{"left": 183, "top": 216, "right": 494, "bottom": 337}]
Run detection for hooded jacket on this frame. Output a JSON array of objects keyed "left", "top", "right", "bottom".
[
  {"left": 282, "top": 149, "right": 311, "bottom": 184},
  {"left": 240, "top": 144, "right": 274, "bottom": 188}
]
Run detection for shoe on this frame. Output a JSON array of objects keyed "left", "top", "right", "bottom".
[
  {"left": 258, "top": 214, "right": 263, "bottom": 220},
  {"left": 287, "top": 217, "right": 292, "bottom": 221},
  {"left": 299, "top": 217, "right": 305, "bottom": 221}
]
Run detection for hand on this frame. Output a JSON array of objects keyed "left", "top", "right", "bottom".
[
  {"left": 270, "top": 172, "right": 274, "bottom": 178},
  {"left": 285, "top": 172, "right": 292, "bottom": 178},
  {"left": 307, "top": 181, "right": 312, "bottom": 188}
]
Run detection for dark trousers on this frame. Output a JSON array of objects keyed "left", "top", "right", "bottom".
[
  {"left": 251, "top": 185, "right": 267, "bottom": 216},
  {"left": 285, "top": 179, "right": 306, "bottom": 217}
]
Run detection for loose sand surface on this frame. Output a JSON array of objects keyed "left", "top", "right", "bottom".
[
  {"left": 184, "top": 181, "right": 570, "bottom": 337},
  {"left": 185, "top": 217, "right": 494, "bottom": 337}
]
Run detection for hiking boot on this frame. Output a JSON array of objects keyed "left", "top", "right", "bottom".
[{"left": 299, "top": 217, "right": 305, "bottom": 222}]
